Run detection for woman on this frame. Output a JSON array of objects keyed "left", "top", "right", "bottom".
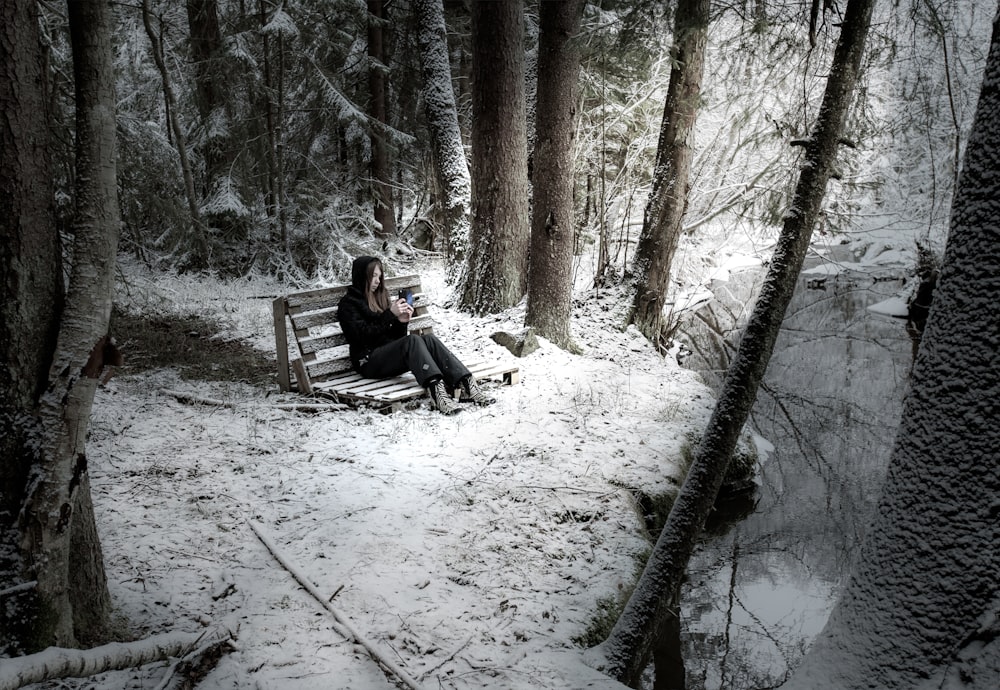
[{"left": 337, "top": 256, "right": 495, "bottom": 414}]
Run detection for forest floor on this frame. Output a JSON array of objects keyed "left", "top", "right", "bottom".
[{"left": 57, "top": 254, "right": 723, "bottom": 689}]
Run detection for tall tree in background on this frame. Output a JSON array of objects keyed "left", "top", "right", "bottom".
[
  {"left": 589, "top": 0, "right": 876, "bottom": 683},
  {"left": 368, "top": 0, "right": 396, "bottom": 238},
  {"left": 260, "top": 2, "right": 296, "bottom": 246},
  {"left": 186, "top": 0, "right": 230, "bottom": 217},
  {"left": 786, "top": 8, "right": 1000, "bottom": 687},
  {"left": 1, "top": 0, "right": 121, "bottom": 650},
  {"left": 142, "top": 0, "right": 209, "bottom": 267},
  {"left": 413, "top": 0, "right": 472, "bottom": 267},
  {"left": 460, "top": 0, "right": 530, "bottom": 313},
  {"left": 628, "top": 0, "right": 710, "bottom": 347},
  {"left": 525, "top": 0, "right": 586, "bottom": 350}
]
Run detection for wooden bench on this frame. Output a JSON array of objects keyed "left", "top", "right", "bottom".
[{"left": 273, "top": 274, "right": 520, "bottom": 410}]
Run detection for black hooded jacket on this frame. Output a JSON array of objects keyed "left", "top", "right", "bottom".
[{"left": 337, "top": 256, "right": 407, "bottom": 371}]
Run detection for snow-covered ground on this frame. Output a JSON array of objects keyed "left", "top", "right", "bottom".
[{"left": 74, "top": 256, "right": 720, "bottom": 689}]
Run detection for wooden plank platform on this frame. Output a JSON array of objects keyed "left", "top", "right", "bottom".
[{"left": 273, "top": 274, "right": 520, "bottom": 410}]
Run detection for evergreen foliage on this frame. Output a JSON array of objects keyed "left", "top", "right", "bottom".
[{"left": 30, "top": 0, "right": 988, "bottom": 292}]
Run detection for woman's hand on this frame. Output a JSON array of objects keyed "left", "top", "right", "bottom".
[{"left": 391, "top": 298, "right": 413, "bottom": 322}]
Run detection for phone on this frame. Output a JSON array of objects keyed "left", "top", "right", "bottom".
[{"left": 398, "top": 288, "right": 414, "bottom": 306}]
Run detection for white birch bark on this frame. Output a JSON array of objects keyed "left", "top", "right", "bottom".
[
  {"left": 0, "top": 630, "right": 225, "bottom": 690},
  {"left": 17, "top": 0, "right": 119, "bottom": 645}
]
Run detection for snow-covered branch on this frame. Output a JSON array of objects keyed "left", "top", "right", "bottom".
[
  {"left": 0, "top": 630, "right": 231, "bottom": 690},
  {"left": 248, "top": 520, "right": 428, "bottom": 690}
]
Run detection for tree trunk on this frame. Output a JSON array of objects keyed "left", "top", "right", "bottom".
[
  {"left": 413, "top": 0, "right": 472, "bottom": 269},
  {"left": 628, "top": 0, "right": 710, "bottom": 348},
  {"left": 460, "top": 0, "right": 530, "bottom": 314},
  {"left": 15, "top": 0, "right": 122, "bottom": 649},
  {"left": 142, "top": 0, "right": 209, "bottom": 268},
  {"left": 0, "top": 0, "right": 64, "bottom": 500},
  {"left": 0, "top": 0, "right": 65, "bottom": 652},
  {"left": 524, "top": 0, "right": 585, "bottom": 351},
  {"left": 186, "top": 0, "right": 248, "bottom": 243},
  {"left": 260, "top": 0, "right": 277, "bottom": 232},
  {"left": 276, "top": 31, "right": 288, "bottom": 245},
  {"left": 785, "top": 8, "right": 1000, "bottom": 688},
  {"left": 368, "top": 0, "right": 395, "bottom": 238},
  {"left": 588, "top": 0, "right": 876, "bottom": 684},
  {"left": 185, "top": 0, "right": 225, "bottom": 192}
]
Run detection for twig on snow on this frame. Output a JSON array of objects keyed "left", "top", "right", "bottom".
[
  {"left": 247, "top": 520, "right": 428, "bottom": 690},
  {"left": 418, "top": 633, "right": 474, "bottom": 681}
]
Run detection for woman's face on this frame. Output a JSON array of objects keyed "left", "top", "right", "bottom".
[{"left": 369, "top": 264, "right": 382, "bottom": 293}]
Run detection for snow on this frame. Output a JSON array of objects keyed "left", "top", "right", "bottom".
[
  {"left": 708, "top": 253, "right": 764, "bottom": 283},
  {"left": 261, "top": 8, "right": 299, "bottom": 39},
  {"left": 65, "top": 257, "right": 718, "bottom": 689},
  {"left": 867, "top": 295, "right": 910, "bottom": 319}
]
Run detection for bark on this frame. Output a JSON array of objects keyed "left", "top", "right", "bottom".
[
  {"left": 260, "top": 0, "right": 276, "bottom": 227},
  {"left": 0, "top": 0, "right": 65, "bottom": 652},
  {"left": 185, "top": 0, "right": 226, "bottom": 190},
  {"left": 628, "top": 0, "right": 710, "bottom": 347},
  {"left": 368, "top": 0, "right": 396, "bottom": 238},
  {"left": 589, "top": 0, "right": 876, "bottom": 684},
  {"left": 15, "top": 0, "right": 121, "bottom": 648},
  {"left": 142, "top": 0, "right": 209, "bottom": 267},
  {"left": 524, "top": 0, "right": 585, "bottom": 351},
  {"left": 785, "top": 9, "right": 1000, "bottom": 688},
  {"left": 413, "top": 0, "right": 472, "bottom": 267},
  {"left": 275, "top": 29, "right": 288, "bottom": 244},
  {"left": 460, "top": 0, "right": 530, "bottom": 314},
  {"left": 0, "top": 0, "right": 64, "bottom": 519}
]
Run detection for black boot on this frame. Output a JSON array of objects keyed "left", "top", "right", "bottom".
[
  {"left": 428, "top": 378, "right": 461, "bottom": 415},
  {"left": 459, "top": 375, "right": 496, "bottom": 406}
]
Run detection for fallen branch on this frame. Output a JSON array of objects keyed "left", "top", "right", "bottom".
[
  {"left": 247, "top": 520, "right": 427, "bottom": 690},
  {"left": 158, "top": 389, "right": 236, "bottom": 408},
  {"left": 159, "top": 389, "right": 345, "bottom": 412},
  {"left": 0, "top": 581, "right": 36, "bottom": 598},
  {"left": 0, "top": 629, "right": 229, "bottom": 690}
]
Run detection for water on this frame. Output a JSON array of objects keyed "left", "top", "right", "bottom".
[{"left": 665, "top": 259, "right": 914, "bottom": 689}]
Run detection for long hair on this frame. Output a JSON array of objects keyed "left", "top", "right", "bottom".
[{"left": 365, "top": 259, "right": 391, "bottom": 313}]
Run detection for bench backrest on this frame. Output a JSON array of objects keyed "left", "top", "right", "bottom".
[{"left": 274, "top": 274, "right": 433, "bottom": 392}]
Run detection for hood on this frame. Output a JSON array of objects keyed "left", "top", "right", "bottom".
[{"left": 351, "top": 256, "right": 378, "bottom": 292}]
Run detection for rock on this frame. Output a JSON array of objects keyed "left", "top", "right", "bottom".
[{"left": 491, "top": 328, "right": 539, "bottom": 358}]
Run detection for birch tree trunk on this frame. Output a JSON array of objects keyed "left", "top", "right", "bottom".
[
  {"left": 15, "top": 0, "right": 120, "bottom": 648},
  {"left": 785, "top": 9, "right": 1000, "bottom": 688},
  {"left": 588, "top": 0, "right": 876, "bottom": 684},
  {"left": 628, "top": 0, "right": 710, "bottom": 348},
  {"left": 524, "top": 0, "right": 585, "bottom": 351},
  {"left": 413, "top": 0, "right": 472, "bottom": 268},
  {"left": 460, "top": 0, "right": 530, "bottom": 314}
]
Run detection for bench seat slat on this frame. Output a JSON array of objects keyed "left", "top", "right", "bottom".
[{"left": 299, "top": 333, "right": 348, "bottom": 354}]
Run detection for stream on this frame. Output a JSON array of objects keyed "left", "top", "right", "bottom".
[{"left": 656, "top": 256, "right": 915, "bottom": 689}]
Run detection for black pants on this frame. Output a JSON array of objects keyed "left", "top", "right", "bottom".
[{"left": 359, "top": 333, "right": 470, "bottom": 389}]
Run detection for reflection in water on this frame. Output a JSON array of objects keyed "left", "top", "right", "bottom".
[{"left": 658, "top": 263, "right": 912, "bottom": 689}]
